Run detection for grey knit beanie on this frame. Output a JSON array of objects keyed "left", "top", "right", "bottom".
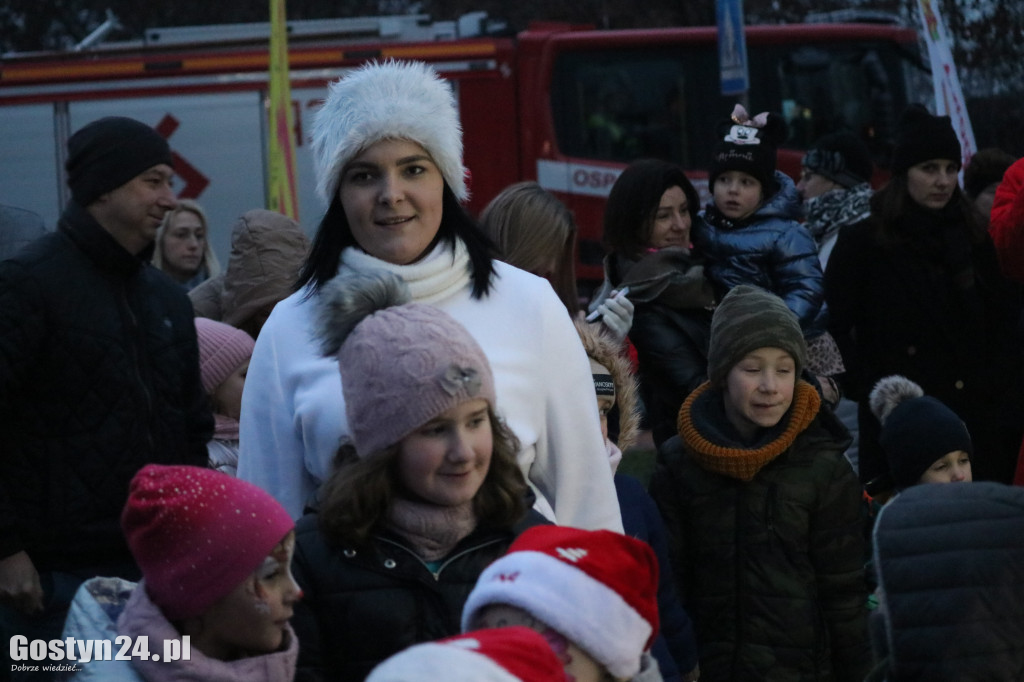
[
  {"left": 316, "top": 270, "right": 495, "bottom": 458},
  {"left": 707, "top": 285, "right": 807, "bottom": 387}
]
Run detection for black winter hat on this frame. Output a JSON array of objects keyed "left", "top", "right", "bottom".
[
  {"left": 802, "top": 131, "right": 874, "bottom": 188},
  {"left": 870, "top": 375, "right": 973, "bottom": 490},
  {"left": 709, "top": 105, "right": 788, "bottom": 194},
  {"left": 891, "top": 104, "right": 962, "bottom": 174},
  {"left": 65, "top": 117, "right": 174, "bottom": 206}
]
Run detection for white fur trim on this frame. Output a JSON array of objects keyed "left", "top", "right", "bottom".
[
  {"left": 312, "top": 59, "right": 468, "bottom": 204},
  {"left": 462, "top": 550, "right": 652, "bottom": 679},
  {"left": 366, "top": 641, "right": 519, "bottom": 682}
]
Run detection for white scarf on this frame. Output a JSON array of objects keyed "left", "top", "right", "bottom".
[{"left": 340, "top": 239, "right": 471, "bottom": 304}]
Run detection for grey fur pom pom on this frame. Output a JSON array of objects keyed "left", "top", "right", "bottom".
[
  {"left": 869, "top": 375, "right": 924, "bottom": 425},
  {"left": 316, "top": 270, "right": 412, "bottom": 356}
]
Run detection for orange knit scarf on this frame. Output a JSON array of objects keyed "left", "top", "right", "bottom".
[{"left": 677, "top": 380, "right": 821, "bottom": 481}]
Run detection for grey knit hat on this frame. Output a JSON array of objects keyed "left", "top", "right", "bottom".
[
  {"left": 707, "top": 285, "right": 807, "bottom": 387},
  {"left": 317, "top": 270, "right": 495, "bottom": 458}
]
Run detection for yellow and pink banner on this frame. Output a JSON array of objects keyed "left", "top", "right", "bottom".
[{"left": 267, "top": 0, "right": 299, "bottom": 220}]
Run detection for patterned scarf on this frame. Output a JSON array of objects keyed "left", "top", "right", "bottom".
[{"left": 803, "top": 183, "right": 873, "bottom": 247}]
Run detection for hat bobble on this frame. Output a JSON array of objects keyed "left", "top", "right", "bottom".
[
  {"left": 311, "top": 59, "right": 468, "bottom": 204},
  {"left": 121, "top": 464, "right": 294, "bottom": 620},
  {"left": 870, "top": 375, "right": 973, "bottom": 490},
  {"left": 366, "top": 627, "right": 569, "bottom": 682},
  {"left": 462, "top": 525, "right": 659, "bottom": 680},
  {"left": 317, "top": 269, "right": 496, "bottom": 458},
  {"left": 891, "top": 104, "right": 962, "bottom": 174},
  {"left": 195, "top": 318, "right": 255, "bottom": 395}
]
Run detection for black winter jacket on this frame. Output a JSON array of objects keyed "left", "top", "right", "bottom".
[
  {"left": 0, "top": 202, "right": 212, "bottom": 571},
  {"left": 652, "top": 382, "right": 870, "bottom": 682},
  {"left": 291, "top": 510, "right": 547, "bottom": 682}
]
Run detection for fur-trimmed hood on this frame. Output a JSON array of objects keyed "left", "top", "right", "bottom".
[{"left": 574, "top": 319, "right": 640, "bottom": 451}]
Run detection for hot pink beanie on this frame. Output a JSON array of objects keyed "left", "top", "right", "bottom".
[
  {"left": 366, "top": 627, "right": 568, "bottom": 682},
  {"left": 121, "top": 464, "right": 295, "bottom": 620},
  {"left": 462, "top": 525, "right": 660, "bottom": 679},
  {"left": 195, "top": 317, "right": 255, "bottom": 395}
]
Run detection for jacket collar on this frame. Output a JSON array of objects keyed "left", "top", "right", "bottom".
[{"left": 59, "top": 201, "right": 149, "bottom": 278}]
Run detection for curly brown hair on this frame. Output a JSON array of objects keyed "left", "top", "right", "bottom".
[{"left": 317, "top": 407, "right": 527, "bottom": 548}]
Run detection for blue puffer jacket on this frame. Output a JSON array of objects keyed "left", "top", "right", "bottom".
[{"left": 695, "top": 171, "right": 828, "bottom": 338}]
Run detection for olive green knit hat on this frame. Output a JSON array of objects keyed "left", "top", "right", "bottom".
[{"left": 707, "top": 285, "right": 807, "bottom": 387}]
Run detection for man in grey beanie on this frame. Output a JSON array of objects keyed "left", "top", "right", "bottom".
[{"left": 0, "top": 117, "right": 212, "bottom": 671}]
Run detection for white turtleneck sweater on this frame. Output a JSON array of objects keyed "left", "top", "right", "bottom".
[{"left": 238, "top": 240, "right": 621, "bottom": 531}]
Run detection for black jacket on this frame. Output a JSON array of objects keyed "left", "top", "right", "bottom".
[
  {"left": 0, "top": 202, "right": 212, "bottom": 571},
  {"left": 652, "top": 384, "right": 870, "bottom": 682},
  {"left": 825, "top": 203, "right": 1023, "bottom": 485},
  {"left": 291, "top": 510, "right": 548, "bottom": 682}
]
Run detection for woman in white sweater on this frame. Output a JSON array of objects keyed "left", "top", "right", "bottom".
[{"left": 237, "top": 60, "right": 620, "bottom": 531}]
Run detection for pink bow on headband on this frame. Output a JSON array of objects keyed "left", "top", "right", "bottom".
[{"left": 731, "top": 104, "right": 769, "bottom": 128}]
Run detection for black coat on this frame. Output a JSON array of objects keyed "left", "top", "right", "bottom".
[
  {"left": 825, "top": 205, "right": 1023, "bottom": 485},
  {"left": 291, "top": 510, "right": 547, "bottom": 682},
  {"left": 0, "top": 202, "right": 212, "bottom": 571},
  {"left": 652, "top": 385, "right": 870, "bottom": 682}
]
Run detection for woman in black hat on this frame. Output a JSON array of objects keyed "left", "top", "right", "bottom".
[{"left": 825, "top": 104, "right": 1023, "bottom": 493}]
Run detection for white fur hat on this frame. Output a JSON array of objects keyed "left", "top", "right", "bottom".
[{"left": 311, "top": 59, "right": 468, "bottom": 204}]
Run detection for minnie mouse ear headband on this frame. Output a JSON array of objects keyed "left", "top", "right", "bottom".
[{"left": 709, "top": 104, "right": 788, "bottom": 193}]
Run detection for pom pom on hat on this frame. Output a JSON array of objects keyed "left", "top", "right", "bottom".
[
  {"left": 121, "top": 464, "right": 294, "bottom": 620},
  {"left": 65, "top": 117, "right": 174, "bottom": 207},
  {"left": 709, "top": 104, "right": 788, "bottom": 193},
  {"left": 462, "top": 525, "right": 659, "bottom": 680},
  {"left": 195, "top": 318, "right": 255, "bottom": 395},
  {"left": 366, "top": 627, "right": 569, "bottom": 682},
  {"left": 892, "top": 103, "right": 962, "bottom": 174},
  {"left": 311, "top": 59, "right": 468, "bottom": 204},
  {"left": 870, "top": 375, "right": 973, "bottom": 490},
  {"left": 317, "top": 269, "right": 496, "bottom": 458},
  {"left": 706, "top": 285, "right": 807, "bottom": 388},
  {"left": 802, "top": 131, "right": 874, "bottom": 188}
]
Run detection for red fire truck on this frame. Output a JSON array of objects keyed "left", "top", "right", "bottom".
[{"left": 0, "top": 12, "right": 923, "bottom": 285}]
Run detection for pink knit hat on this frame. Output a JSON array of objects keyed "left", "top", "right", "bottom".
[
  {"left": 317, "top": 270, "right": 496, "bottom": 458},
  {"left": 462, "top": 525, "right": 660, "bottom": 679},
  {"left": 121, "top": 464, "right": 295, "bottom": 620},
  {"left": 195, "top": 318, "right": 255, "bottom": 395},
  {"left": 366, "top": 627, "right": 568, "bottom": 682}
]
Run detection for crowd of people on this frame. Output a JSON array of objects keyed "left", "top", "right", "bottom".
[{"left": 1, "top": 58, "right": 1023, "bottom": 682}]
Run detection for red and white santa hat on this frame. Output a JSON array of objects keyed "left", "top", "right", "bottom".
[
  {"left": 366, "top": 627, "right": 568, "bottom": 682},
  {"left": 462, "top": 525, "right": 660, "bottom": 679}
]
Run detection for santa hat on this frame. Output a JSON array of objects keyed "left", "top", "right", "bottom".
[
  {"left": 462, "top": 525, "right": 659, "bottom": 679},
  {"left": 366, "top": 627, "right": 568, "bottom": 682},
  {"left": 311, "top": 59, "right": 468, "bottom": 205},
  {"left": 121, "top": 464, "right": 294, "bottom": 620}
]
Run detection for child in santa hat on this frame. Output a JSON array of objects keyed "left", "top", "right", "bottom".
[
  {"left": 462, "top": 524, "right": 662, "bottom": 682},
  {"left": 366, "top": 626, "right": 569, "bottom": 682},
  {"left": 60, "top": 464, "right": 300, "bottom": 680}
]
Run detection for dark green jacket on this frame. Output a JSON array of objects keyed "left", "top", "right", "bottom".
[{"left": 651, "top": 383, "right": 870, "bottom": 682}]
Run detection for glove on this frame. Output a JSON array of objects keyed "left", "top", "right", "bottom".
[{"left": 595, "top": 291, "right": 634, "bottom": 344}]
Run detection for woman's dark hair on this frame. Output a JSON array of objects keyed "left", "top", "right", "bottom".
[
  {"left": 870, "top": 171, "right": 986, "bottom": 246},
  {"left": 602, "top": 159, "right": 700, "bottom": 260},
  {"left": 296, "top": 182, "right": 496, "bottom": 299},
  {"left": 317, "top": 408, "right": 527, "bottom": 548}
]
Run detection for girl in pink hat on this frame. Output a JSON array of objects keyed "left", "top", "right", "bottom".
[{"left": 59, "top": 464, "right": 300, "bottom": 681}]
